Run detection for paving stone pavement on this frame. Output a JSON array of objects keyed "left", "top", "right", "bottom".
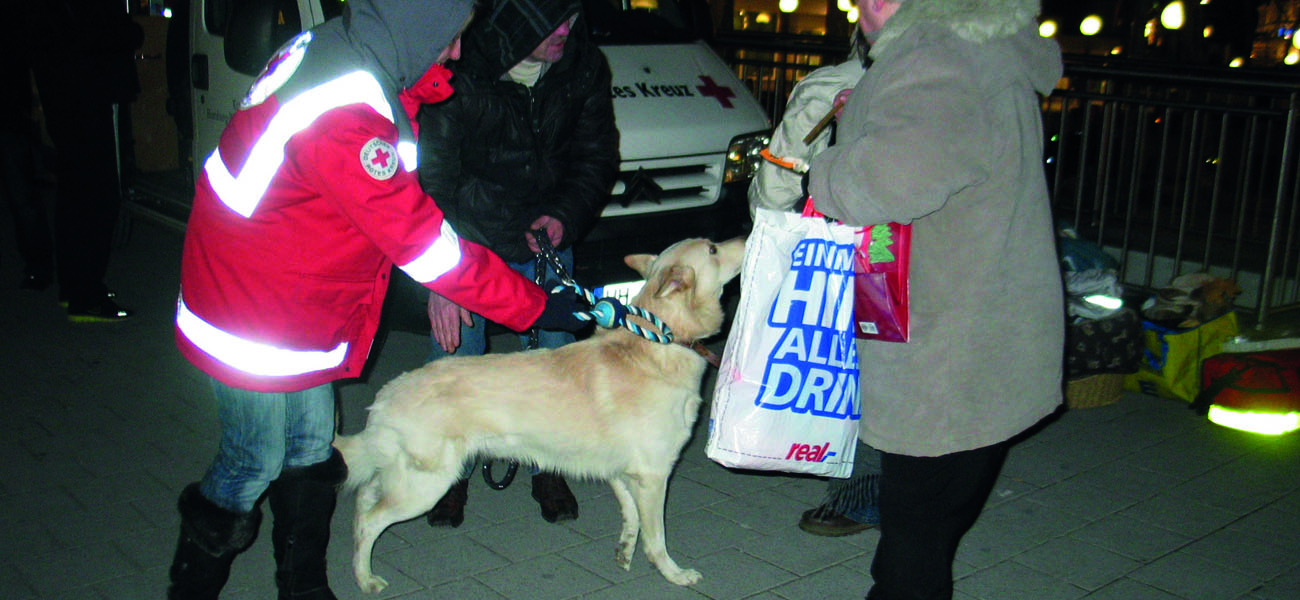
[{"left": 1, "top": 218, "right": 1298, "bottom": 600}]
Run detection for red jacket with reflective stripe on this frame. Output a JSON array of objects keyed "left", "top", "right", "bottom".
[{"left": 175, "top": 64, "right": 545, "bottom": 393}]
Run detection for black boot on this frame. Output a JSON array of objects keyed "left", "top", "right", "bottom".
[
  {"left": 531, "top": 472, "right": 578, "bottom": 523},
  {"left": 168, "top": 484, "right": 262, "bottom": 600},
  {"left": 268, "top": 449, "right": 347, "bottom": 600},
  {"left": 427, "top": 477, "right": 469, "bottom": 528}
]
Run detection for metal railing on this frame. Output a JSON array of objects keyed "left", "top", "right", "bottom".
[
  {"left": 711, "top": 37, "right": 1300, "bottom": 327},
  {"left": 712, "top": 33, "right": 851, "bottom": 124},
  {"left": 1046, "top": 56, "right": 1300, "bottom": 327}
]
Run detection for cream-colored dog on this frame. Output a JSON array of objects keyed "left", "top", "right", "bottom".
[{"left": 334, "top": 236, "right": 746, "bottom": 593}]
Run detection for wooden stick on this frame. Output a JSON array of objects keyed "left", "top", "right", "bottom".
[{"left": 802, "top": 101, "right": 843, "bottom": 145}]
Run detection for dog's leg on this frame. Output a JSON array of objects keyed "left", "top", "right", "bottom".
[
  {"left": 351, "top": 477, "right": 391, "bottom": 594},
  {"left": 609, "top": 477, "right": 641, "bottom": 570},
  {"left": 352, "top": 457, "right": 459, "bottom": 594},
  {"left": 628, "top": 472, "right": 701, "bottom": 585}
]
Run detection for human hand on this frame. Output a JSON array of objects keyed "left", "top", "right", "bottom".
[
  {"left": 530, "top": 287, "right": 590, "bottom": 332},
  {"left": 833, "top": 89, "right": 853, "bottom": 118},
  {"left": 804, "top": 91, "right": 853, "bottom": 145},
  {"left": 526, "top": 215, "right": 564, "bottom": 253},
  {"left": 427, "top": 291, "right": 473, "bottom": 353}
]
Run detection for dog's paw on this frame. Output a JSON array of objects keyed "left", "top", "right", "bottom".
[
  {"left": 664, "top": 567, "right": 702, "bottom": 586},
  {"left": 615, "top": 547, "right": 632, "bottom": 570},
  {"left": 358, "top": 574, "right": 389, "bottom": 594}
]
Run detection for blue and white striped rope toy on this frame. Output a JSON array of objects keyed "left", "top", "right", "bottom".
[
  {"left": 531, "top": 230, "right": 672, "bottom": 345},
  {"left": 558, "top": 283, "right": 674, "bottom": 345}
]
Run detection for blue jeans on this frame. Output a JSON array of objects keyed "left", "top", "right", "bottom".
[
  {"left": 825, "top": 441, "right": 883, "bottom": 524},
  {"left": 198, "top": 378, "right": 336, "bottom": 513},
  {"left": 429, "top": 248, "right": 574, "bottom": 479}
]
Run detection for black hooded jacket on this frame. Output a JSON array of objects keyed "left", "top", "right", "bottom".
[{"left": 416, "top": 0, "right": 620, "bottom": 264}]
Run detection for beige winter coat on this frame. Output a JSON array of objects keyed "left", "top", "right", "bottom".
[{"left": 806, "top": 0, "right": 1065, "bottom": 456}]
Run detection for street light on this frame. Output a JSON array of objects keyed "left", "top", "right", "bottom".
[
  {"left": 779, "top": 0, "right": 797, "bottom": 13},
  {"left": 1039, "top": 20, "right": 1057, "bottom": 38},
  {"left": 1080, "top": 15, "right": 1102, "bottom": 36},
  {"left": 1161, "top": 1, "right": 1185, "bottom": 30}
]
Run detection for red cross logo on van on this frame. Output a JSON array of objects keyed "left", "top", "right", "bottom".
[{"left": 696, "top": 76, "right": 736, "bottom": 109}]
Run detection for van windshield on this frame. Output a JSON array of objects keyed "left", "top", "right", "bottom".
[{"left": 584, "top": 0, "right": 708, "bottom": 45}]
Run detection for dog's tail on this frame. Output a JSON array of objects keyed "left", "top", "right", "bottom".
[{"left": 332, "top": 433, "right": 381, "bottom": 491}]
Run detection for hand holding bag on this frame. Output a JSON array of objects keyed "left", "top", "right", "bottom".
[{"left": 706, "top": 208, "right": 860, "bottom": 478}]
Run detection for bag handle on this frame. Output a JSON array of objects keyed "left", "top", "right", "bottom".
[
  {"left": 803, "top": 198, "right": 872, "bottom": 247},
  {"left": 1190, "top": 364, "right": 1245, "bottom": 415}
]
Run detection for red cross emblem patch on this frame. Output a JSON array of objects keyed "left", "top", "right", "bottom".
[{"left": 360, "top": 138, "right": 399, "bottom": 180}]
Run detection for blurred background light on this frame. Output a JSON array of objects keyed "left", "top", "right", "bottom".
[{"left": 1080, "top": 15, "right": 1102, "bottom": 36}]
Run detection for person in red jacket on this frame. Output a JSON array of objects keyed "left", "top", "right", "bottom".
[{"left": 167, "top": 1, "right": 588, "bottom": 597}]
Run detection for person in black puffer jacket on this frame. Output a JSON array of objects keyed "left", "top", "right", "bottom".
[{"left": 414, "top": 0, "right": 620, "bottom": 528}]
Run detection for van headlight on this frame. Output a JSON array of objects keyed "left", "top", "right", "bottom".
[{"left": 723, "top": 130, "right": 772, "bottom": 183}]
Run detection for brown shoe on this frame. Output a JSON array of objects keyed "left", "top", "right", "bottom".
[
  {"left": 427, "top": 478, "right": 468, "bottom": 528},
  {"left": 530, "top": 472, "right": 578, "bottom": 523},
  {"left": 798, "top": 507, "right": 875, "bottom": 537}
]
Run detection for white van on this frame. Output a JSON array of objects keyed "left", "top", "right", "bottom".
[{"left": 184, "top": 0, "right": 770, "bottom": 293}]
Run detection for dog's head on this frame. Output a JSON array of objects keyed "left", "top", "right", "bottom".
[{"left": 623, "top": 237, "right": 746, "bottom": 342}]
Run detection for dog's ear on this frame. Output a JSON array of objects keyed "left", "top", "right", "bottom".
[
  {"left": 655, "top": 265, "right": 696, "bottom": 298},
  {"left": 625, "top": 254, "right": 656, "bottom": 276}
]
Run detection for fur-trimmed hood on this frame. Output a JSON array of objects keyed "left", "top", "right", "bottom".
[
  {"left": 872, "top": 0, "right": 1039, "bottom": 55},
  {"left": 871, "top": 0, "right": 1056, "bottom": 94}
]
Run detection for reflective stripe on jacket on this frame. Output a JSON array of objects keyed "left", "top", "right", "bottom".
[{"left": 176, "top": 51, "right": 544, "bottom": 393}]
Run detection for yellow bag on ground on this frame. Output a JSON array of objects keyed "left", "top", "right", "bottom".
[{"left": 1124, "top": 311, "right": 1239, "bottom": 402}]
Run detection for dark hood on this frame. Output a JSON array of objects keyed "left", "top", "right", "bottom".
[
  {"left": 343, "top": 0, "right": 475, "bottom": 91},
  {"left": 461, "top": 0, "right": 582, "bottom": 80}
]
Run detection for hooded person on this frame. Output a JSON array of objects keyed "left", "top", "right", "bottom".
[
  {"left": 167, "top": 0, "right": 592, "bottom": 598},
  {"left": 411, "top": 0, "right": 619, "bottom": 526},
  {"left": 417, "top": 0, "right": 618, "bottom": 265},
  {"left": 805, "top": 1, "right": 1064, "bottom": 598}
]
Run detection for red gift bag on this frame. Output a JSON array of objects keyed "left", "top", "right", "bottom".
[
  {"left": 803, "top": 201, "right": 912, "bottom": 342},
  {"left": 853, "top": 222, "right": 911, "bottom": 342}
]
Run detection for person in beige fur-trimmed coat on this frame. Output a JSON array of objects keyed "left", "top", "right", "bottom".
[{"left": 805, "top": 0, "right": 1064, "bottom": 597}]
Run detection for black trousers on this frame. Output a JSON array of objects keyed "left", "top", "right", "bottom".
[
  {"left": 0, "top": 125, "right": 53, "bottom": 277},
  {"left": 34, "top": 87, "right": 122, "bottom": 306},
  {"left": 866, "top": 442, "right": 1009, "bottom": 600}
]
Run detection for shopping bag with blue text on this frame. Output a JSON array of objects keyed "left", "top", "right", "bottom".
[{"left": 707, "top": 208, "right": 860, "bottom": 478}]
